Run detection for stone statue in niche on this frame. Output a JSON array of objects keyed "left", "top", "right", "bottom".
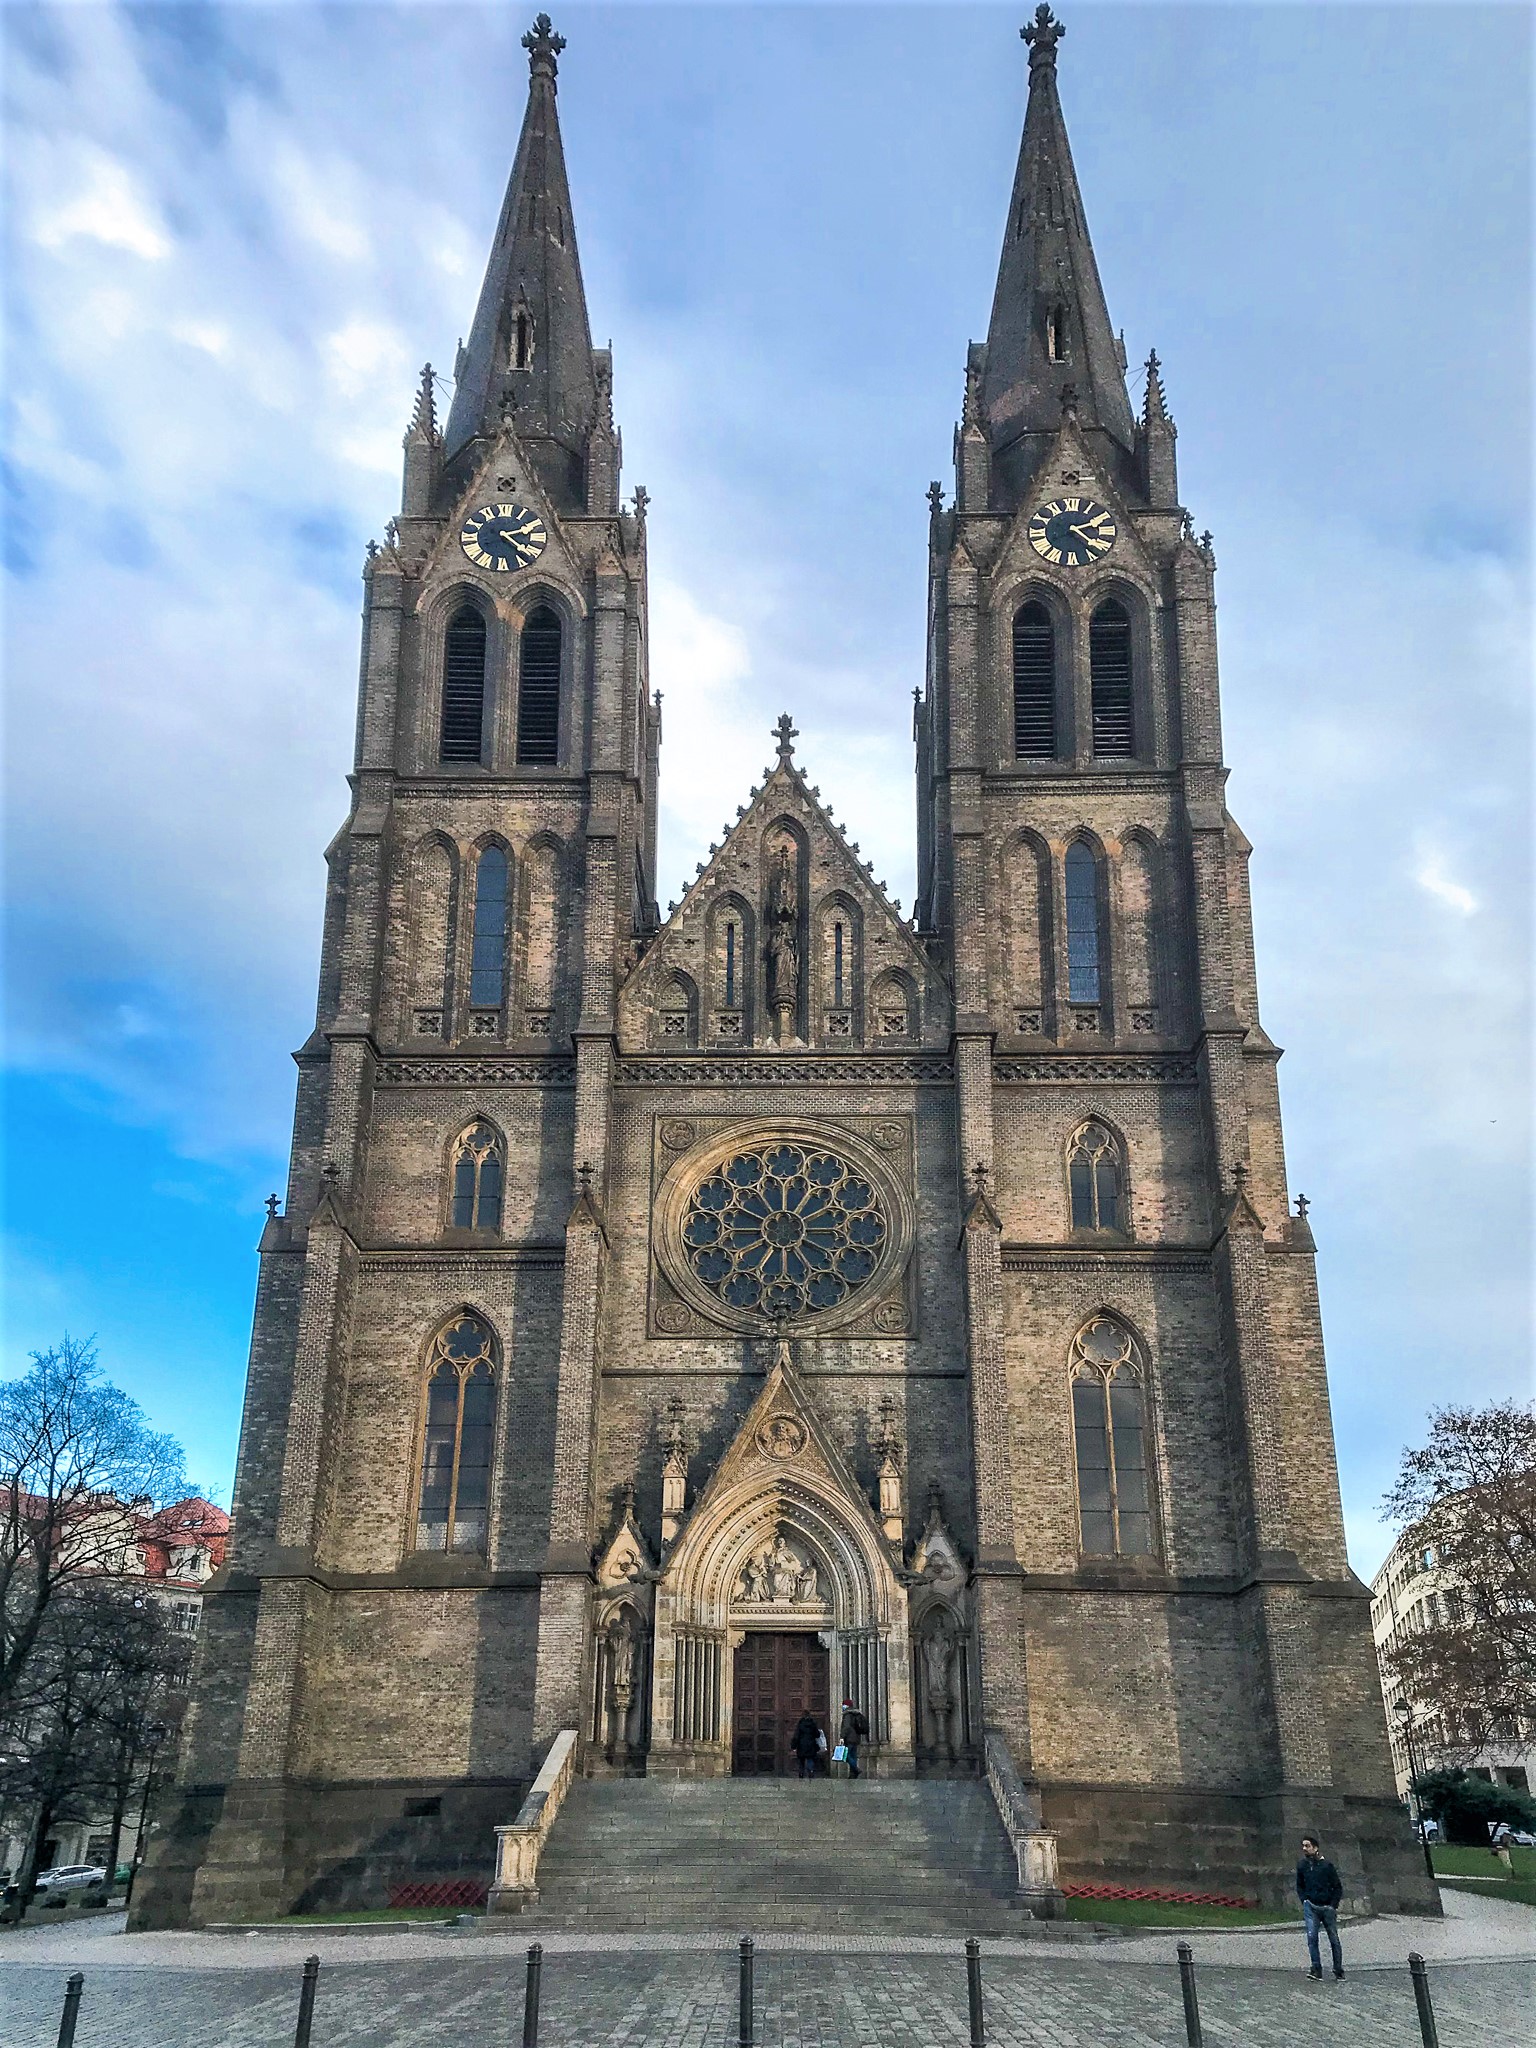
[
  {"left": 735, "top": 1526, "right": 821, "bottom": 1605},
  {"left": 765, "top": 844, "right": 799, "bottom": 1012},
  {"left": 922, "top": 1623, "right": 958, "bottom": 1762}
]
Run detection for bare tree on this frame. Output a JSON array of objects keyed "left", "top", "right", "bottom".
[
  {"left": 1382, "top": 1400, "right": 1536, "bottom": 1752},
  {"left": 0, "top": 1337, "right": 186, "bottom": 1715}
]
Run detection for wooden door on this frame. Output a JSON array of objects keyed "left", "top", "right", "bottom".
[{"left": 732, "top": 1632, "right": 830, "bottom": 1775}]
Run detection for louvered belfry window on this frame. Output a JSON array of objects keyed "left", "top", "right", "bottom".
[
  {"left": 1090, "top": 599, "right": 1134, "bottom": 756},
  {"left": 516, "top": 606, "right": 561, "bottom": 765},
  {"left": 440, "top": 607, "right": 487, "bottom": 762},
  {"left": 1012, "top": 602, "right": 1056, "bottom": 758}
]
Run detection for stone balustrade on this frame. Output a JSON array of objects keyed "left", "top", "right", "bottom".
[
  {"left": 984, "top": 1726, "right": 1065, "bottom": 1918},
  {"left": 488, "top": 1728, "right": 579, "bottom": 1912}
]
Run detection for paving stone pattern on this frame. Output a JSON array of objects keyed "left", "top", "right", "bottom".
[{"left": 2, "top": 1948, "right": 1533, "bottom": 2048}]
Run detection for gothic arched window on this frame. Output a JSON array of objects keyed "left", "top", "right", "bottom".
[
  {"left": 1012, "top": 602, "right": 1056, "bottom": 759},
  {"left": 469, "top": 846, "right": 509, "bottom": 1009},
  {"left": 440, "top": 606, "right": 487, "bottom": 763},
  {"left": 1089, "top": 599, "right": 1134, "bottom": 757},
  {"left": 516, "top": 606, "right": 562, "bottom": 765},
  {"left": 450, "top": 1121, "right": 504, "bottom": 1231},
  {"left": 1068, "top": 1120, "right": 1123, "bottom": 1232},
  {"left": 724, "top": 920, "right": 739, "bottom": 1009},
  {"left": 1070, "top": 1317, "right": 1153, "bottom": 1558},
  {"left": 1064, "top": 841, "right": 1101, "bottom": 1004},
  {"left": 415, "top": 1314, "right": 498, "bottom": 1553}
]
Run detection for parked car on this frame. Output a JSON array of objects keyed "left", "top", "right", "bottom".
[
  {"left": 35, "top": 1865, "right": 108, "bottom": 1893},
  {"left": 1414, "top": 1818, "right": 1440, "bottom": 1843},
  {"left": 1492, "top": 1826, "right": 1535, "bottom": 1849}
]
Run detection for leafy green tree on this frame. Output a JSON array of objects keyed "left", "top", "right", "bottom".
[{"left": 1411, "top": 1766, "right": 1536, "bottom": 1846}]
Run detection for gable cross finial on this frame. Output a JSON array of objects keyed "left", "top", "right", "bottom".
[
  {"left": 773, "top": 712, "right": 798, "bottom": 765},
  {"left": 265, "top": 1193, "right": 280, "bottom": 1221},
  {"left": 927, "top": 480, "right": 944, "bottom": 515},
  {"left": 523, "top": 12, "right": 566, "bottom": 76},
  {"left": 1022, "top": 5, "right": 1065, "bottom": 68},
  {"left": 1295, "top": 1193, "right": 1310, "bottom": 1220},
  {"left": 1231, "top": 1160, "right": 1248, "bottom": 1191}
]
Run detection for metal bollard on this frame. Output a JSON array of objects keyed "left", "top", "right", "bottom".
[
  {"left": 1408, "top": 1951, "right": 1439, "bottom": 2048},
  {"left": 55, "top": 1972, "right": 83, "bottom": 2048},
  {"left": 738, "top": 1935, "right": 755, "bottom": 2048},
  {"left": 293, "top": 1953, "right": 319, "bottom": 2048},
  {"left": 1176, "top": 1940, "right": 1203, "bottom": 2048},
  {"left": 965, "top": 1936, "right": 985, "bottom": 2048},
  {"left": 522, "top": 1942, "right": 543, "bottom": 2048}
]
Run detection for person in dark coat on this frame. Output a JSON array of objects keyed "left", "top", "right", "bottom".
[
  {"left": 1296, "top": 1835, "right": 1344, "bottom": 1978},
  {"left": 839, "top": 1697, "right": 870, "bottom": 1780},
  {"left": 791, "top": 1711, "right": 823, "bottom": 1780}
]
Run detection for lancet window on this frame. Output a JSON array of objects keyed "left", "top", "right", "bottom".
[
  {"left": 1064, "top": 841, "right": 1101, "bottom": 1003},
  {"left": 450, "top": 1121, "right": 504, "bottom": 1231},
  {"left": 1070, "top": 1317, "right": 1153, "bottom": 1558},
  {"left": 415, "top": 1314, "right": 498, "bottom": 1553},
  {"left": 469, "top": 847, "right": 509, "bottom": 1009},
  {"left": 1068, "top": 1120, "right": 1123, "bottom": 1232}
]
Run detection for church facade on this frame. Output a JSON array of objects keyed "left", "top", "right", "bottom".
[{"left": 138, "top": 11, "right": 1433, "bottom": 1924}]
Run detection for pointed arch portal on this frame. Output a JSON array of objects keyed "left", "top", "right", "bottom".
[{"left": 647, "top": 1351, "right": 914, "bottom": 1775}]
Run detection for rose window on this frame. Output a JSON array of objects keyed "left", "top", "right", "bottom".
[{"left": 680, "top": 1143, "right": 889, "bottom": 1318}]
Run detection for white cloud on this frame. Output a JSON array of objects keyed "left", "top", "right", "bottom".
[
  {"left": 31, "top": 145, "right": 171, "bottom": 260},
  {"left": 266, "top": 139, "right": 372, "bottom": 263},
  {"left": 1413, "top": 845, "right": 1479, "bottom": 917}
]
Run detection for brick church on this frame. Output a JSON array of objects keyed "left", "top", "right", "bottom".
[{"left": 140, "top": 11, "right": 1432, "bottom": 1923}]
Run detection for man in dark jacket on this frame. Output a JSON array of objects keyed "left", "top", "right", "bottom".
[
  {"left": 791, "top": 1711, "right": 823, "bottom": 1780},
  {"left": 1296, "top": 1835, "right": 1344, "bottom": 1979},
  {"left": 839, "top": 1698, "right": 870, "bottom": 1780}
]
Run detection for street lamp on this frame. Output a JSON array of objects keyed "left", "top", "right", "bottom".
[
  {"left": 121, "top": 1721, "right": 169, "bottom": 1912},
  {"left": 1394, "top": 1699, "right": 1438, "bottom": 1887}
]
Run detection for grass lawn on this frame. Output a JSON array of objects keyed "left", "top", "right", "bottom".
[
  {"left": 1064, "top": 1897, "right": 1296, "bottom": 1929},
  {"left": 1430, "top": 1844, "right": 1536, "bottom": 1880}
]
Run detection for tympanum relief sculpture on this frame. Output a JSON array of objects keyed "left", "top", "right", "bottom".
[{"left": 734, "top": 1527, "right": 823, "bottom": 1607}]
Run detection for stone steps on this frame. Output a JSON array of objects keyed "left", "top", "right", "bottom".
[{"left": 516, "top": 1776, "right": 1026, "bottom": 1932}]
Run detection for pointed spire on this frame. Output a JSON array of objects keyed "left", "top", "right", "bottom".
[
  {"left": 1139, "top": 347, "right": 1178, "bottom": 506},
  {"left": 443, "top": 14, "right": 598, "bottom": 509},
  {"left": 981, "top": 8, "right": 1136, "bottom": 489}
]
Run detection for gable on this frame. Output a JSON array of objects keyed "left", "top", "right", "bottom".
[{"left": 618, "top": 734, "right": 948, "bottom": 1053}]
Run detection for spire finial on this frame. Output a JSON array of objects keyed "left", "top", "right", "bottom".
[
  {"left": 1022, "top": 5, "right": 1065, "bottom": 69},
  {"left": 522, "top": 12, "right": 566, "bottom": 77},
  {"left": 1143, "top": 348, "right": 1171, "bottom": 426},
  {"left": 409, "top": 363, "right": 438, "bottom": 442},
  {"left": 773, "top": 712, "right": 798, "bottom": 765}
]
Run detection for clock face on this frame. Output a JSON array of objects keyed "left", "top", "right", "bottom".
[
  {"left": 459, "top": 502, "right": 548, "bottom": 573},
  {"left": 1027, "top": 496, "right": 1118, "bottom": 568}
]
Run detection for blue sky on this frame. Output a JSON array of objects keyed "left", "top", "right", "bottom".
[{"left": 2, "top": 2, "right": 1530, "bottom": 1575}]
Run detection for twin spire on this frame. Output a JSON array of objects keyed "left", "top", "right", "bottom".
[
  {"left": 443, "top": 13, "right": 598, "bottom": 507},
  {"left": 443, "top": 10, "right": 1161, "bottom": 515}
]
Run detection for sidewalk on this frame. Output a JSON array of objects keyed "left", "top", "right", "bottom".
[{"left": 0, "top": 1882, "right": 1530, "bottom": 1973}]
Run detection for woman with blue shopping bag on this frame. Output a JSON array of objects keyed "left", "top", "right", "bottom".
[{"left": 834, "top": 1697, "right": 869, "bottom": 1779}]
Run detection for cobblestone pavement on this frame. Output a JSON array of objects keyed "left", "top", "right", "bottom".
[{"left": 0, "top": 1945, "right": 1531, "bottom": 2048}]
